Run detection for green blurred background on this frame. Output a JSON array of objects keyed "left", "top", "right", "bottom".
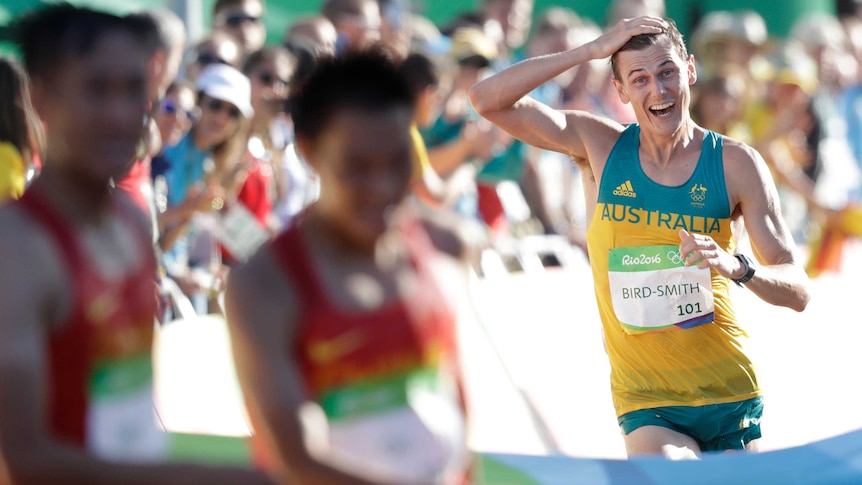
[{"left": 0, "top": 0, "right": 838, "bottom": 57}]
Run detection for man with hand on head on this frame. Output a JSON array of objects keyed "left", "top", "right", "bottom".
[{"left": 469, "top": 16, "right": 810, "bottom": 458}]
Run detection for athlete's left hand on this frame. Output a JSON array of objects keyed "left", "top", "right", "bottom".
[{"left": 678, "top": 229, "right": 742, "bottom": 279}]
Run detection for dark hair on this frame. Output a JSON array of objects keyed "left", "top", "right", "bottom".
[
  {"left": 242, "top": 46, "right": 295, "bottom": 77},
  {"left": 15, "top": 3, "right": 151, "bottom": 82},
  {"left": 125, "top": 11, "right": 161, "bottom": 57},
  {"left": 399, "top": 51, "right": 440, "bottom": 97},
  {"left": 292, "top": 51, "right": 413, "bottom": 142},
  {"left": 610, "top": 18, "right": 688, "bottom": 81},
  {"left": 0, "top": 57, "right": 44, "bottom": 165},
  {"left": 214, "top": 0, "right": 263, "bottom": 16},
  {"left": 321, "top": 0, "right": 374, "bottom": 23}
]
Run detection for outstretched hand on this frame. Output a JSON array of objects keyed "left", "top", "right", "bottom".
[
  {"left": 678, "top": 229, "right": 741, "bottom": 280},
  {"left": 588, "top": 16, "right": 668, "bottom": 60}
]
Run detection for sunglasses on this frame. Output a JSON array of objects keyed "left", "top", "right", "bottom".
[
  {"left": 196, "top": 52, "right": 229, "bottom": 67},
  {"left": 257, "top": 71, "right": 289, "bottom": 88},
  {"left": 161, "top": 98, "right": 191, "bottom": 119},
  {"left": 204, "top": 98, "right": 241, "bottom": 119},
  {"left": 224, "top": 13, "right": 261, "bottom": 27}
]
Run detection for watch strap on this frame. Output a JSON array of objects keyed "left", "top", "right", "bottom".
[{"left": 733, "top": 253, "right": 755, "bottom": 286}]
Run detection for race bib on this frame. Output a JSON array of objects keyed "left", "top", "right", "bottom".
[
  {"left": 320, "top": 368, "right": 469, "bottom": 484},
  {"left": 608, "top": 245, "right": 714, "bottom": 334},
  {"left": 87, "top": 355, "right": 168, "bottom": 462}
]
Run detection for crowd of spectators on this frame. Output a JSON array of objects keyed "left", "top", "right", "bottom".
[{"left": 3, "top": 0, "right": 862, "bottom": 314}]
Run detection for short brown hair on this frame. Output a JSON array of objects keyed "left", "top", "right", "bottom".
[{"left": 610, "top": 18, "right": 688, "bottom": 81}]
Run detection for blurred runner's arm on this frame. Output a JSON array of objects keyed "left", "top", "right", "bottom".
[
  {"left": 0, "top": 216, "right": 274, "bottom": 485},
  {"left": 226, "top": 248, "right": 426, "bottom": 485}
]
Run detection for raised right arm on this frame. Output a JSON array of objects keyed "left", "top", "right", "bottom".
[{"left": 467, "top": 17, "right": 668, "bottom": 159}]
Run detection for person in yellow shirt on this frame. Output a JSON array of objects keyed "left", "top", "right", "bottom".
[
  {"left": 470, "top": 16, "right": 810, "bottom": 458},
  {"left": 0, "top": 57, "right": 44, "bottom": 202}
]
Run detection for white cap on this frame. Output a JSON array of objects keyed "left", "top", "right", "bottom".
[{"left": 195, "top": 64, "right": 254, "bottom": 118}]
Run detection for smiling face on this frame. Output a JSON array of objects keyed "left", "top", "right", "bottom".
[
  {"left": 612, "top": 37, "right": 697, "bottom": 137},
  {"left": 194, "top": 93, "right": 242, "bottom": 149}
]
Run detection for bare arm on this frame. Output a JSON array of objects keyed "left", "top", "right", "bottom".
[
  {"left": 0, "top": 212, "right": 274, "bottom": 485},
  {"left": 679, "top": 143, "right": 810, "bottom": 312},
  {"left": 225, "top": 248, "right": 412, "bottom": 485},
  {"left": 467, "top": 17, "right": 667, "bottom": 159}
]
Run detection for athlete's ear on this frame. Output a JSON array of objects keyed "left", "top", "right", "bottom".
[
  {"left": 687, "top": 54, "right": 697, "bottom": 85},
  {"left": 613, "top": 77, "right": 630, "bottom": 104},
  {"left": 28, "top": 77, "right": 48, "bottom": 120},
  {"left": 295, "top": 136, "right": 317, "bottom": 170}
]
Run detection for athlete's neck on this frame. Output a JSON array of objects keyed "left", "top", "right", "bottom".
[
  {"left": 302, "top": 211, "right": 381, "bottom": 260},
  {"left": 31, "top": 167, "right": 114, "bottom": 223},
  {"left": 639, "top": 119, "right": 699, "bottom": 169}
]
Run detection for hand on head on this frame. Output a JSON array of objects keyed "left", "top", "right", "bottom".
[{"left": 590, "top": 16, "right": 668, "bottom": 59}]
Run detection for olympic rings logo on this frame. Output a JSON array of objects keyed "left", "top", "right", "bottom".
[
  {"left": 667, "top": 250, "right": 684, "bottom": 265},
  {"left": 691, "top": 194, "right": 706, "bottom": 202}
]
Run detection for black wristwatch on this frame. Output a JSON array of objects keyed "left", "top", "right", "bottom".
[{"left": 732, "top": 253, "right": 756, "bottom": 286}]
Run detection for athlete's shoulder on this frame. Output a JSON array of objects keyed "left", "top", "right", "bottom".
[
  {"left": 0, "top": 198, "right": 69, "bottom": 321},
  {"left": 717, "top": 134, "right": 762, "bottom": 165},
  {"left": 715, "top": 133, "right": 774, "bottom": 202}
]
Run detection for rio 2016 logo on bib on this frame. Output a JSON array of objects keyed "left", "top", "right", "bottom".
[{"left": 608, "top": 245, "right": 715, "bottom": 334}]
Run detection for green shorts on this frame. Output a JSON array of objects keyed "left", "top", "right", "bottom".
[{"left": 618, "top": 396, "right": 763, "bottom": 453}]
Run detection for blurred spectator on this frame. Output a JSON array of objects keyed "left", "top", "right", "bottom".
[
  {"left": 841, "top": 15, "right": 862, "bottom": 200},
  {"left": 117, "top": 8, "right": 189, "bottom": 235},
  {"left": 747, "top": 41, "right": 829, "bottom": 240},
  {"left": 421, "top": 28, "right": 505, "bottom": 227},
  {"left": 128, "top": 8, "right": 187, "bottom": 101},
  {"left": 791, "top": 14, "right": 861, "bottom": 210},
  {"left": 184, "top": 30, "right": 242, "bottom": 83},
  {"left": 518, "top": 7, "right": 589, "bottom": 247},
  {"left": 158, "top": 64, "right": 252, "bottom": 308},
  {"left": 691, "top": 10, "right": 769, "bottom": 82},
  {"left": 155, "top": 81, "right": 197, "bottom": 153},
  {"left": 152, "top": 81, "right": 196, "bottom": 186},
  {"left": 399, "top": 50, "right": 472, "bottom": 208},
  {"left": 691, "top": 68, "right": 751, "bottom": 141},
  {"left": 408, "top": 13, "right": 444, "bottom": 53},
  {"left": 284, "top": 15, "right": 338, "bottom": 58},
  {"left": 213, "top": 0, "right": 266, "bottom": 57},
  {"left": 606, "top": 0, "right": 665, "bottom": 24},
  {"left": 322, "top": 0, "right": 382, "bottom": 54},
  {"left": 480, "top": 0, "right": 534, "bottom": 60},
  {"left": 0, "top": 57, "right": 43, "bottom": 202},
  {"left": 243, "top": 46, "right": 311, "bottom": 234},
  {"left": 379, "top": 0, "right": 412, "bottom": 61}
]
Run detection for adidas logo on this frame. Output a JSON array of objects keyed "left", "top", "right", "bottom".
[{"left": 613, "top": 180, "right": 637, "bottom": 198}]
